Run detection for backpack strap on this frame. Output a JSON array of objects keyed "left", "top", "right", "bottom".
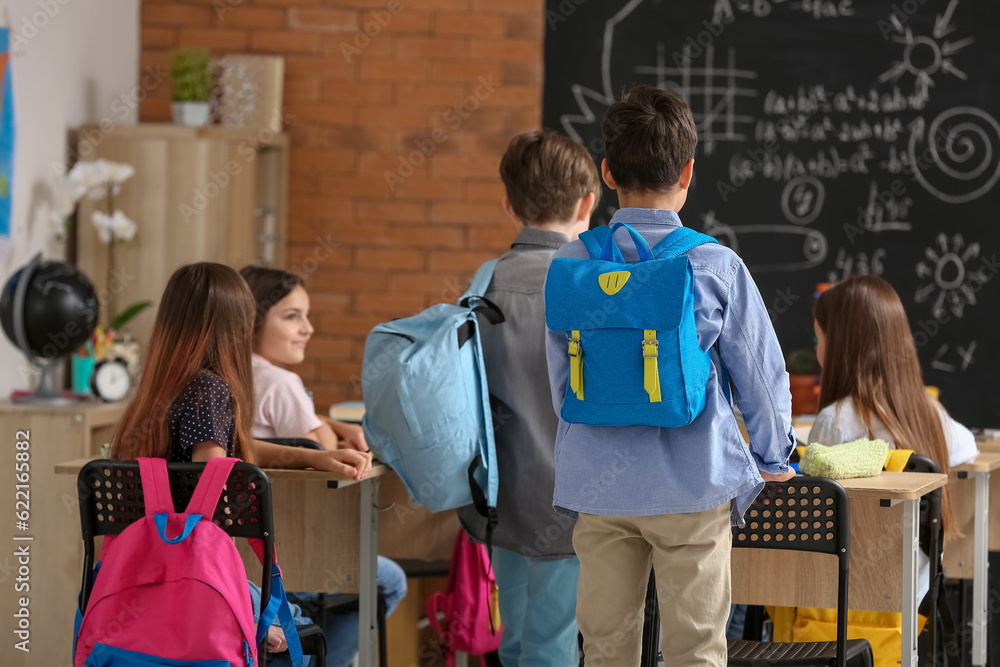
[
  {"left": 651, "top": 227, "right": 719, "bottom": 259},
  {"left": 184, "top": 456, "right": 237, "bottom": 518},
  {"left": 580, "top": 226, "right": 624, "bottom": 262},
  {"left": 138, "top": 457, "right": 175, "bottom": 515},
  {"left": 249, "top": 541, "right": 305, "bottom": 667},
  {"left": 461, "top": 259, "right": 499, "bottom": 304}
]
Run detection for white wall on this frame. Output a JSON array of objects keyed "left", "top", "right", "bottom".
[{"left": 0, "top": 0, "right": 139, "bottom": 395}]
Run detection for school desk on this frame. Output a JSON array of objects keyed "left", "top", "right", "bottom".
[
  {"left": 730, "top": 471, "right": 947, "bottom": 667},
  {"left": 940, "top": 451, "right": 1000, "bottom": 667},
  {"left": 0, "top": 400, "right": 126, "bottom": 667},
  {"left": 56, "top": 459, "right": 390, "bottom": 667}
]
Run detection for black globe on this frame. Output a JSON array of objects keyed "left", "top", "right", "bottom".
[{"left": 1, "top": 258, "right": 99, "bottom": 360}]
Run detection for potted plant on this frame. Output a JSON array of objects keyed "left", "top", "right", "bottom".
[
  {"left": 786, "top": 348, "right": 821, "bottom": 416},
  {"left": 170, "top": 49, "right": 213, "bottom": 127}
]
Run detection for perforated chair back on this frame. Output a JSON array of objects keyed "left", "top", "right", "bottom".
[
  {"left": 731, "top": 477, "right": 856, "bottom": 667},
  {"left": 76, "top": 459, "right": 274, "bottom": 659}
]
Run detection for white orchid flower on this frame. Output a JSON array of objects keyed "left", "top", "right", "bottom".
[
  {"left": 92, "top": 209, "right": 137, "bottom": 243},
  {"left": 67, "top": 161, "right": 105, "bottom": 200},
  {"left": 97, "top": 159, "right": 135, "bottom": 185},
  {"left": 68, "top": 160, "right": 135, "bottom": 200},
  {"left": 110, "top": 210, "right": 137, "bottom": 241}
]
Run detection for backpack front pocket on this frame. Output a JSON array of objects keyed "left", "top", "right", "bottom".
[{"left": 85, "top": 643, "right": 229, "bottom": 667}]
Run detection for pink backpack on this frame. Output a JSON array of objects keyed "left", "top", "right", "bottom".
[
  {"left": 73, "top": 457, "right": 303, "bottom": 667},
  {"left": 426, "top": 529, "right": 503, "bottom": 666}
]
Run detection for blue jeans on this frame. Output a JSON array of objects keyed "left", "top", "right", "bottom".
[
  {"left": 726, "top": 604, "right": 747, "bottom": 640},
  {"left": 492, "top": 547, "right": 580, "bottom": 667},
  {"left": 270, "top": 556, "right": 408, "bottom": 667}
]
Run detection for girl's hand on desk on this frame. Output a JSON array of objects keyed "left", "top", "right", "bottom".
[
  {"left": 310, "top": 448, "right": 374, "bottom": 480},
  {"left": 759, "top": 469, "right": 796, "bottom": 482}
]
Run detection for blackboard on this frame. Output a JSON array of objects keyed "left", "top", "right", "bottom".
[{"left": 543, "top": 0, "right": 1000, "bottom": 427}]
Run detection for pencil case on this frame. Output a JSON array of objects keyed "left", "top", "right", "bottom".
[{"left": 799, "top": 438, "right": 889, "bottom": 480}]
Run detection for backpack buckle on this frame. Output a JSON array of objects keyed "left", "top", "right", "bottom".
[
  {"left": 567, "top": 337, "right": 582, "bottom": 357},
  {"left": 642, "top": 339, "right": 658, "bottom": 358}
]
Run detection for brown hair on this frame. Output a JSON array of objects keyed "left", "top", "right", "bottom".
[
  {"left": 499, "top": 130, "right": 601, "bottom": 225},
  {"left": 239, "top": 266, "right": 304, "bottom": 342},
  {"left": 814, "top": 275, "right": 957, "bottom": 535},
  {"left": 602, "top": 85, "right": 698, "bottom": 193},
  {"left": 111, "top": 263, "right": 256, "bottom": 463}
]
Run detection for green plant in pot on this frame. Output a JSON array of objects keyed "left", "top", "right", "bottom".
[
  {"left": 786, "top": 348, "right": 821, "bottom": 416},
  {"left": 170, "top": 49, "right": 213, "bottom": 127}
]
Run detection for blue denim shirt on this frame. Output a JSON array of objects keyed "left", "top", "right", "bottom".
[{"left": 545, "top": 208, "right": 795, "bottom": 526}]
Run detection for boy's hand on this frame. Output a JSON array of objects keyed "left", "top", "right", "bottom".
[
  {"left": 310, "top": 449, "right": 374, "bottom": 480},
  {"left": 266, "top": 626, "right": 287, "bottom": 653},
  {"left": 759, "top": 469, "right": 796, "bottom": 482}
]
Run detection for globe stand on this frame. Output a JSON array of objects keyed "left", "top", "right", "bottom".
[
  {"left": 5, "top": 252, "right": 97, "bottom": 405},
  {"left": 9, "top": 359, "right": 84, "bottom": 405}
]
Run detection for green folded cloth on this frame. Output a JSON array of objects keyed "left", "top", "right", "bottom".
[{"left": 799, "top": 438, "right": 889, "bottom": 480}]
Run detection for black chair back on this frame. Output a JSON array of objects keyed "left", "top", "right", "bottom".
[{"left": 732, "top": 477, "right": 851, "bottom": 667}]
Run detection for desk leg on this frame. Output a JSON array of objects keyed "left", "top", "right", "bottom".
[
  {"left": 902, "top": 498, "right": 919, "bottom": 667},
  {"left": 359, "top": 478, "right": 379, "bottom": 667},
  {"left": 972, "top": 472, "right": 989, "bottom": 667}
]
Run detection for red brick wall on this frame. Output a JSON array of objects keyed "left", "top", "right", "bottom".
[{"left": 140, "top": 0, "right": 544, "bottom": 407}]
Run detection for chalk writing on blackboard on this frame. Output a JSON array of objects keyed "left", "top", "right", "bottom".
[
  {"left": 702, "top": 209, "right": 828, "bottom": 272},
  {"left": 914, "top": 233, "right": 987, "bottom": 318},
  {"left": 907, "top": 107, "right": 1000, "bottom": 204},
  {"left": 931, "top": 340, "right": 977, "bottom": 373},
  {"left": 633, "top": 43, "right": 758, "bottom": 156}
]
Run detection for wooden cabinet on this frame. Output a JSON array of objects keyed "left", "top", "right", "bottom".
[
  {"left": 75, "top": 124, "right": 289, "bottom": 345},
  {"left": 0, "top": 401, "right": 125, "bottom": 667}
]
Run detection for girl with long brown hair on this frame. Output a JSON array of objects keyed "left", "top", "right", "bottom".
[
  {"left": 111, "top": 262, "right": 372, "bottom": 477},
  {"left": 770, "top": 275, "right": 979, "bottom": 667},
  {"left": 810, "top": 274, "right": 978, "bottom": 537}
]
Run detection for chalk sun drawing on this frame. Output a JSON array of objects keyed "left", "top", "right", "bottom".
[
  {"left": 879, "top": 0, "right": 974, "bottom": 95},
  {"left": 914, "top": 233, "right": 987, "bottom": 319}
]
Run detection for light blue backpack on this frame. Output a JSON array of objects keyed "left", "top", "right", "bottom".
[
  {"left": 361, "top": 261, "right": 501, "bottom": 520},
  {"left": 545, "top": 222, "right": 718, "bottom": 427}
]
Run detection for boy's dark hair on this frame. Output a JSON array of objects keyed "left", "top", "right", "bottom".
[
  {"left": 602, "top": 85, "right": 698, "bottom": 192},
  {"left": 499, "top": 130, "right": 601, "bottom": 225}
]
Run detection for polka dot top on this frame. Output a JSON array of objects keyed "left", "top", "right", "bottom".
[{"left": 167, "top": 370, "right": 236, "bottom": 462}]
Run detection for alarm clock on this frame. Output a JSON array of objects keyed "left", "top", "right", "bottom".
[{"left": 91, "top": 357, "right": 132, "bottom": 402}]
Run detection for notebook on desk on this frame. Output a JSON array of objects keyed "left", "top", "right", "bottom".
[{"left": 329, "top": 401, "right": 365, "bottom": 423}]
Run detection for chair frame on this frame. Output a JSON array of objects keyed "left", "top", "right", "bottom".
[
  {"left": 729, "top": 477, "right": 856, "bottom": 667},
  {"left": 76, "top": 459, "right": 323, "bottom": 666}
]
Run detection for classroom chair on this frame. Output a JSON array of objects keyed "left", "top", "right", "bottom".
[
  {"left": 726, "top": 478, "right": 874, "bottom": 667},
  {"left": 75, "top": 459, "right": 327, "bottom": 667},
  {"left": 259, "top": 437, "right": 388, "bottom": 667}
]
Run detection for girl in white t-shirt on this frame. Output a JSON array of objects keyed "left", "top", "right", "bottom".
[
  {"left": 811, "top": 274, "right": 977, "bottom": 534},
  {"left": 240, "top": 266, "right": 407, "bottom": 667},
  {"left": 785, "top": 274, "right": 979, "bottom": 666},
  {"left": 240, "top": 268, "right": 367, "bottom": 451}
]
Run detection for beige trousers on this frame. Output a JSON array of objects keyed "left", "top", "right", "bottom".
[{"left": 573, "top": 502, "right": 732, "bottom": 667}]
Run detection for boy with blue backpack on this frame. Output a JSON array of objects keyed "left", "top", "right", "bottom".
[
  {"left": 544, "top": 85, "right": 796, "bottom": 665},
  {"left": 457, "top": 130, "right": 600, "bottom": 666}
]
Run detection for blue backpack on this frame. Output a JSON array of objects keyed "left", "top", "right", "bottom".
[
  {"left": 545, "top": 222, "right": 718, "bottom": 428},
  {"left": 361, "top": 261, "right": 501, "bottom": 521}
]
